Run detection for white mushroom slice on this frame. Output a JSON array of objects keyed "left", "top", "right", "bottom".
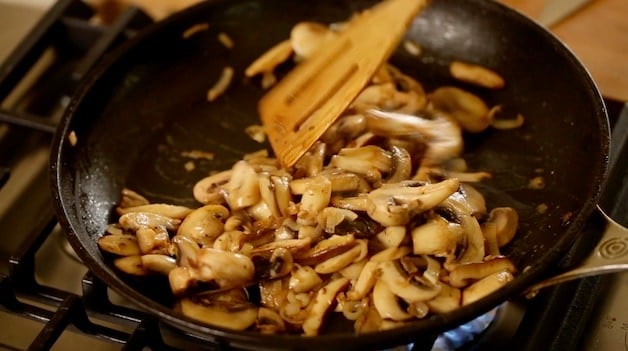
[
  {"left": 330, "top": 145, "right": 393, "bottom": 178},
  {"left": 271, "top": 175, "right": 292, "bottom": 217},
  {"left": 141, "top": 254, "right": 177, "bottom": 275},
  {"left": 169, "top": 266, "right": 193, "bottom": 295},
  {"left": 252, "top": 237, "right": 312, "bottom": 256},
  {"left": 258, "top": 173, "right": 281, "bottom": 219},
  {"left": 481, "top": 207, "right": 519, "bottom": 247},
  {"left": 301, "top": 277, "right": 350, "bottom": 336},
  {"left": 116, "top": 204, "right": 193, "bottom": 219},
  {"left": 259, "top": 278, "right": 287, "bottom": 309},
  {"left": 365, "top": 109, "right": 463, "bottom": 164},
  {"left": 386, "top": 145, "right": 412, "bottom": 183},
  {"left": 136, "top": 227, "right": 170, "bottom": 255},
  {"left": 317, "top": 207, "right": 359, "bottom": 234},
  {"left": 346, "top": 260, "right": 379, "bottom": 300},
  {"left": 290, "top": 21, "right": 335, "bottom": 60},
  {"left": 366, "top": 178, "right": 460, "bottom": 227},
  {"left": 429, "top": 86, "right": 491, "bottom": 133},
  {"left": 459, "top": 183, "right": 487, "bottom": 218},
  {"left": 440, "top": 192, "right": 486, "bottom": 266},
  {"left": 245, "top": 39, "right": 293, "bottom": 77},
  {"left": 193, "top": 169, "right": 232, "bottom": 204},
  {"left": 289, "top": 264, "right": 323, "bottom": 293},
  {"left": 371, "top": 246, "right": 412, "bottom": 262},
  {"left": 113, "top": 255, "right": 148, "bottom": 275},
  {"left": 426, "top": 284, "right": 461, "bottom": 314},
  {"left": 196, "top": 248, "right": 255, "bottom": 289},
  {"left": 462, "top": 271, "right": 514, "bottom": 305},
  {"left": 173, "top": 235, "right": 200, "bottom": 267},
  {"left": 252, "top": 247, "right": 293, "bottom": 280},
  {"left": 118, "top": 188, "right": 150, "bottom": 208},
  {"left": 339, "top": 259, "right": 367, "bottom": 281},
  {"left": 247, "top": 199, "right": 273, "bottom": 221},
  {"left": 378, "top": 260, "right": 441, "bottom": 303},
  {"left": 290, "top": 171, "right": 362, "bottom": 194},
  {"left": 330, "top": 194, "right": 369, "bottom": 212},
  {"left": 373, "top": 280, "right": 412, "bottom": 321},
  {"left": 297, "top": 176, "right": 331, "bottom": 225},
  {"left": 449, "top": 61, "right": 505, "bottom": 89},
  {"left": 257, "top": 307, "right": 286, "bottom": 334},
  {"left": 376, "top": 226, "right": 407, "bottom": 248},
  {"left": 449, "top": 257, "right": 516, "bottom": 288},
  {"left": 225, "top": 161, "right": 261, "bottom": 210},
  {"left": 212, "top": 230, "right": 247, "bottom": 253},
  {"left": 119, "top": 212, "right": 181, "bottom": 232},
  {"left": 411, "top": 215, "right": 461, "bottom": 256},
  {"left": 178, "top": 295, "right": 258, "bottom": 331},
  {"left": 97, "top": 234, "right": 141, "bottom": 256},
  {"left": 314, "top": 239, "right": 367, "bottom": 274},
  {"left": 296, "top": 234, "right": 355, "bottom": 266},
  {"left": 176, "top": 205, "right": 230, "bottom": 246}
]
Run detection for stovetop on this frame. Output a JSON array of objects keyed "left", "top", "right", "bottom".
[{"left": 0, "top": 1, "right": 627, "bottom": 351}]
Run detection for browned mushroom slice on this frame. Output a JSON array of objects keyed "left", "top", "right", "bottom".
[
  {"left": 429, "top": 86, "right": 491, "bottom": 133},
  {"left": 295, "top": 234, "right": 356, "bottom": 266},
  {"left": 317, "top": 207, "right": 358, "bottom": 234},
  {"left": 378, "top": 260, "right": 441, "bottom": 303},
  {"left": 330, "top": 145, "right": 393, "bottom": 181},
  {"left": 481, "top": 207, "right": 519, "bottom": 247},
  {"left": 113, "top": 255, "right": 148, "bottom": 275},
  {"left": 178, "top": 290, "right": 258, "bottom": 331},
  {"left": 449, "top": 61, "right": 505, "bottom": 89},
  {"left": 426, "top": 284, "right": 461, "bottom": 314},
  {"left": 193, "top": 169, "right": 232, "bottom": 204},
  {"left": 176, "top": 204, "right": 230, "bottom": 246},
  {"left": 375, "top": 226, "right": 407, "bottom": 248},
  {"left": 118, "top": 188, "right": 149, "bottom": 208},
  {"left": 212, "top": 230, "right": 247, "bottom": 252},
  {"left": 462, "top": 271, "right": 514, "bottom": 305},
  {"left": 97, "top": 234, "right": 141, "bottom": 256},
  {"left": 195, "top": 248, "right": 255, "bottom": 289},
  {"left": 116, "top": 203, "right": 193, "bottom": 218},
  {"left": 301, "top": 277, "right": 351, "bottom": 336},
  {"left": 366, "top": 178, "right": 460, "bottom": 227},
  {"left": 245, "top": 39, "right": 293, "bottom": 78},
  {"left": 372, "top": 280, "right": 412, "bottom": 321},
  {"left": 141, "top": 254, "right": 177, "bottom": 275},
  {"left": 314, "top": 239, "right": 367, "bottom": 274},
  {"left": 119, "top": 212, "right": 181, "bottom": 232},
  {"left": 252, "top": 247, "right": 294, "bottom": 280},
  {"left": 411, "top": 215, "right": 462, "bottom": 257},
  {"left": 256, "top": 307, "right": 287, "bottom": 334},
  {"left": 289, "top": 264, "right": 323, "bottom": 293},
  {"left": 296, "top": 175, "right": 331, "bottom": 226},
  {"left": 448, "top": 257, "right": 516, "bottom": 288},
  {"left": 385, "top": 145, "right": 412, "bottom": 183},
  {"left": 459, "top": 183, "right": 487, "bottom": 218},
  {"left": 225, "top": 161, "right": 261, "bottom": 210},
  {"left": 136, "top": 227, "right": 171, "bottom": 255},
  {"left": 290, "top": 170, "right": 363, "bottom": 194},
  {"left": 251, "top": 237, "right": 312, "bottom": 257},
  {"left": 439, "top": 193, "right": 486, "bottom": 266}
]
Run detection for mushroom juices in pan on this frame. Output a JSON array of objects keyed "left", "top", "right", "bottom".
[{"left": 97, "top": 20, "right": 525, "bottom": 335}]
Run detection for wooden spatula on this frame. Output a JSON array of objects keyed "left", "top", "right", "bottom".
[{"left": 259, "top": 0, "right": 427, "bottom": 168}]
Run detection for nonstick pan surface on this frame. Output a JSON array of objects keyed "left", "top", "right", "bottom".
[{"left": 50, "top": 0, "right": 609, "bottom": 349}]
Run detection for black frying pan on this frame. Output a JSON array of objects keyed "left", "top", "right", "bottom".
[{"left": 50, "top": 0, "right": 609, "bottom": 349}]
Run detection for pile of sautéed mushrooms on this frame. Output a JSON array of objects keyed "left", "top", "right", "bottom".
[{"left": 98, "top": 20, "right": 523, "bottom": 335}]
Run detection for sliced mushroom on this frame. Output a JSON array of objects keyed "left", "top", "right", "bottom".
[
  {"left": 192, "top": 169, "right": 232, "bottom": 204},
  {"left": 317, "top": 207, "right": 359, "bottom": 234},
  {"left": 119, "top": 212, "right": 181, "bottom": 232},
  {"left": 245, "top": 39, "right": 293, "bottom": 77},
  {"left": 113, "top": 255, "right": 148, "bottom": 275},
  {"left": 295, "top": 234, "right": 356, "bottom": 266},
  {"left": 378, "top": 260, "right": 441, "bottom": 303},
  {"left": 462, "top": 271, "right": 514, "bottom": 305},
  {"left": 252, "top": 247, "right": 294, "bottom": 281},
  {"left": 97, "top": 234, "right": 141, "bottom": 256},
  {"left": 411, "top": 215, "right": 461, "bottom": 256},
  {"left": 301, "top": 277, "right": 350, "bottom": 336},
  {"left": 366, "top": 178, "right": 460, "bottom": 226},
  {"left": 429, "top": 86, "right": 491, "bottom": 133},
  {"left": 482, "top": 207, "right": 519, "bottom": 247},
  {"left": 141, "top": 254, "right": 177, "bottom": 275},
  {"left": 373, "top": 280, "right": 412, "bottom": 321},
  {"left": 290, "top": 21, "right": 335, "bottom": 60},
  {"left": 257, "top": 307, "right": 287, "bottom": 334},
  {"left": 176, "top": 205, "right": 230, "bottom": 246},
  {"left": 459, "top": 183, "right": 487, "bottom": 218},
  {"left": 212, "top": 230, "right": 247, "bottom": 252},
  {"left": 195, "top": 248, "right": 255, "bottom": 289},
  {"left": 290, "top": 170, "right": 362, "bottom": 194},
  {"left": 116, "top": 203, "right": 193, "bottom": 218},
  {"left": 426, "top": 284, "right": 461, "bottom": 314},
  {"left": 136, "top": 227, "right": 171, "bottom": 255},
  {"left": 296, "top": 175, "right": 331, "bottom": 226},
  {"left": 225, "top": 161, "right": 261, "bottom": 210},
  {"left": 449, "top": 257, "right": 516, "bottom": 288},
  {"left": 118, "top": 188, "right": 150, "bottom": 208},
  {"left": 330, "top": 145, "right": 393, "bottom": 178},
  {"left": 439, "top": 192, "right": 486, "bottom": 266},
  {"left": 178, "top": 291, "right": 258, "bottom": 331},
  {"left": 386, "top": 145, "right": 412, "bottom": 183},
  {"left": 375, "top": 226, "right": 407, "bottom": 248},
  {"left": 365, "top": 109, "right": 463, "bottom": 164},
  {"left": 449, "top": 61, "right": 505, "bottom": 89},
  {"left": 289, "top": 264, "right": 323, "bottom": 293},
  {"left": 314, "top": 239, "right": 367, "bottom": 274}
]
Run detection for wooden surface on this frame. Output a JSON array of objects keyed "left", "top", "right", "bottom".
[{"left": 501, "top": 0, "right": 628, "bottom": 101}]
